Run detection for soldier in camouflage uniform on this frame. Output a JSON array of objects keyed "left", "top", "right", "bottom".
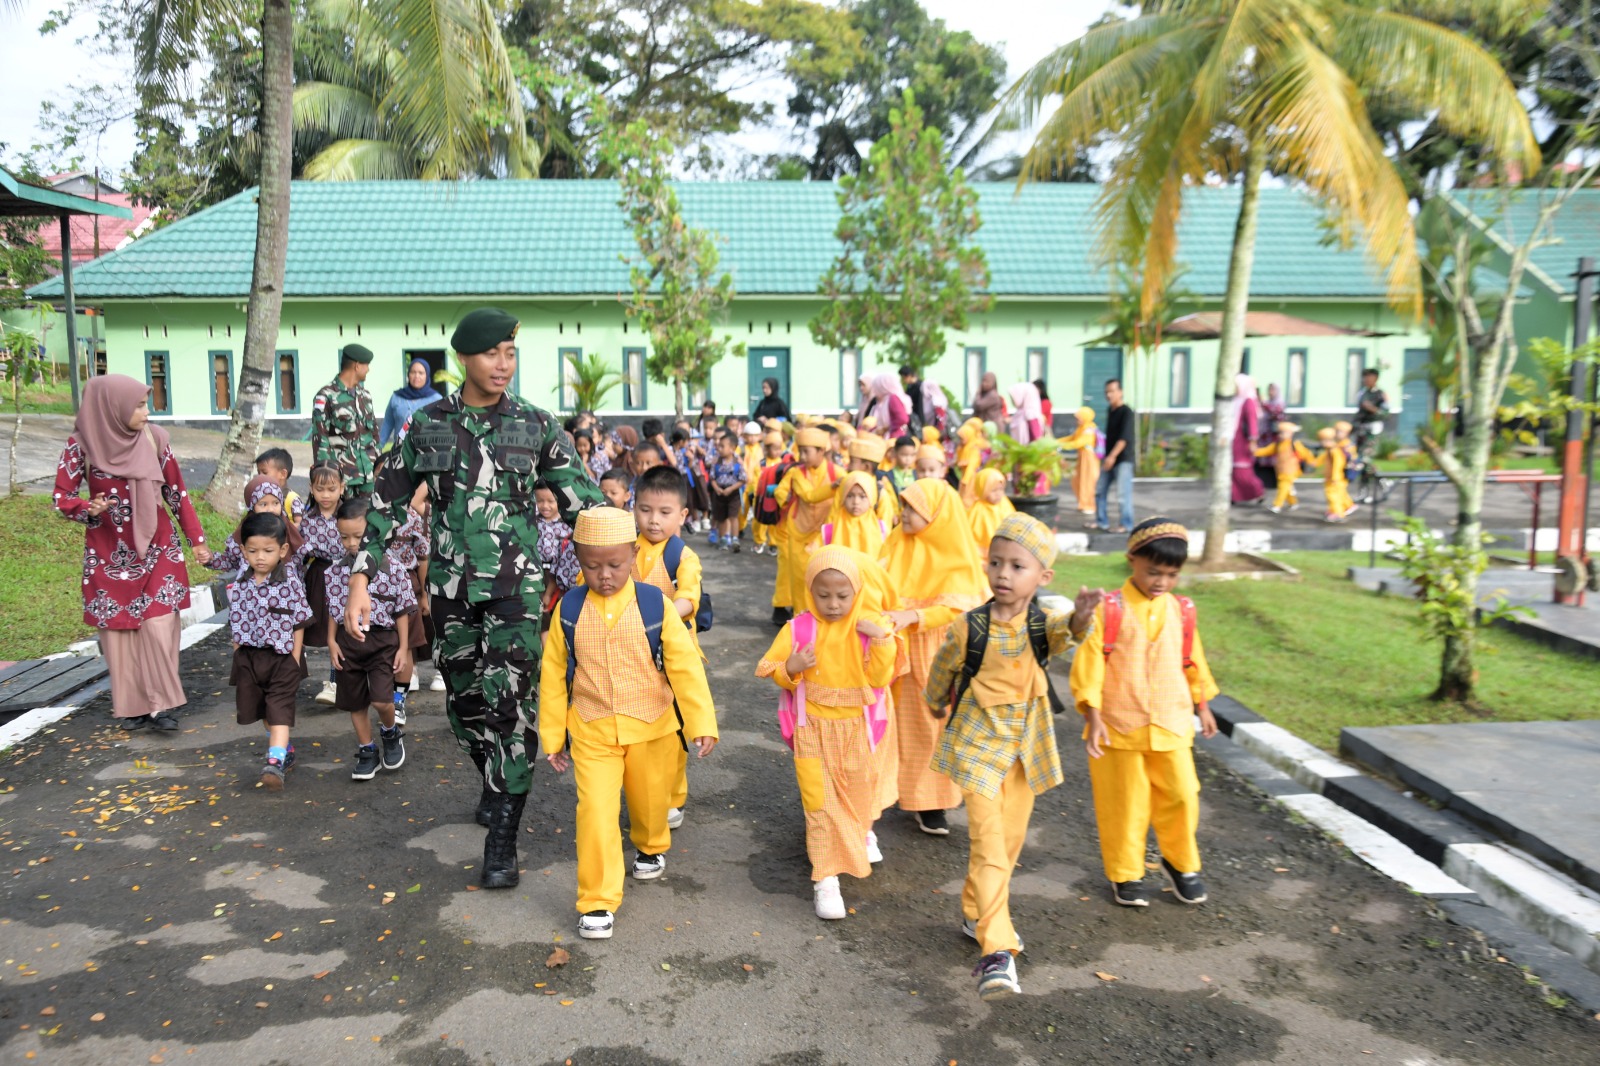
[
  {"left": 345, "top": 309, "right": 601, "bottom": 889},
  {"left": 311, "top": 343, "right": 381, "bottom": 498}
]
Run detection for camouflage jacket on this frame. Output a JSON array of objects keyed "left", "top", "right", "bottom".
[
  {"left": 353, "top": 391, "right": 602, "bottom": 602},
  {"left": 311, "top": 377, "right": 379, "bottom": 495}
]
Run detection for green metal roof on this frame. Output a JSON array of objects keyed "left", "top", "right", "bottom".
[
  {"left": 1447, "top": 187, "right": 1600, "bottom": 298},
  {"left": 0, "top": 167, "right": 134, "bottom": 220},
  {"left": 30, "top": 180, "right": 1396, "bottom": 301}
]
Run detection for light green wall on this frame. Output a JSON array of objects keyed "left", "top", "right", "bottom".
[
  {"left": 1, "top": 306, "right": 99, "bottom": 366},
  {"left": 99, "top": 296, "right": 1431, "bottom": 424}
]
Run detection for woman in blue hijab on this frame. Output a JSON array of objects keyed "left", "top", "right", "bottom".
[{"left": 381, "top": 358, "right": 443, "bottom": 446}]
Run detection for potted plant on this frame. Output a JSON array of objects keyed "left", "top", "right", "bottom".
[{"left": 985, "top": 432, "right": 1063, "bottom": 521}]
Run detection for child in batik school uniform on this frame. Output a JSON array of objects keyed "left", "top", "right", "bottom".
[
  {"left": 967, "top": 469, "right": 1016, "bottom": 565},
  {"left": 773, "top": 427, "right": 841, "bottom": 622},
  {"left": 539, "top": 507, "right": 719, "bottom": 942},
  {"left": 889, "top": 435, "right": 919, "bottom": 495},
  {"left": 1070, "top": 518, "right": 1220, "bottom": 910},
  {"left": 631, "top": 465, "right": 705, "bottom": 831},
  {"left": 385, "top": 482, "right": 434, "bottom": 719},
  {"left": 297, "top": 464, "right": 346, "bottom": 706},
  {"left": 845, "top": 436, "right": 899, "bottom": 526},
  {"left": 206, "top": 476, "right": 304, "bottom": 575},
  {"left": 925, "top": 513, "right": 1099, "bottom": 1000},
  {"left": 535, "top": 482, "right": 582, "bottom": 632},
  {"left": 325, "top": 498, "right": 414, "bottom": 782},
  {"left": 707, "top": 433, "right": 747, "bottom": 553},
  {"left": 1057, "top": 407, "right": 1102, "bottom": 519},
  {"left": 880, "top": 478, "right": 990, "bottom": 836},
  {"left": 1308, "top": 427, "right": 1354, "bottom": 522},
  {"left": 254, "top": 447, "right": 305, "bottom": 521},
  {"left": 228, "top": 512, "right": 313, "bottom": 790},
  {"left": 598, "top": 468, "right": 633, "bottom": 511},
  {"left": 758, "top": 547, "right": 900, "bottom": 920},
  {"left": 1254, "top": 422, "right": 1314, "bottom": 513}
]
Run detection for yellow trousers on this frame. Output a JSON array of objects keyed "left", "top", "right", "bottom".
[
  {"left": 671, "top": 743, "right": 688, "bottom": 809},
  {"left": 1324, "top": 479, "right": 1352, "bottom": 516},
  {"left": 961, "top": 759, "right": 1035, "bottom": 955},
  {"left": 1086, "top": 746, "right": 1201, "bottom": 883},
  {"left": 571, "top": 728, "right": 678, "bottom": 913},
  {"left": 771, "top": 524, "right": 792, "bottom": 608},
  {"left": 752, "top": 520, "right": 773, "bottom": 548},
  {"left": 1270, "top": 480, "right": 1298, "bottom": 510}
]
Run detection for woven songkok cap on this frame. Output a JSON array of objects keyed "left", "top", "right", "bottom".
[
  {"left": 573, "top": 507, "right": 637, "bottom": 547},
  {"left": 994, "top": 512, "right": 1057, "bottom": 568}
]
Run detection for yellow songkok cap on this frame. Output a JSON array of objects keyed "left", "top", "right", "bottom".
[
  {"left": 795, "top": 427, "right": 830, "bottom": 449},
  {"left": 763, "top": 431, "right": 785, "bottom": 447},
  {"left": 917, "top": 443, "right": 945, "bottom": 464},
  {"left": 573, "top": 507, "right": 637, "bottom": 547},
  {"left": 848, "top": 435, "right": 888, "bottom": 462}
]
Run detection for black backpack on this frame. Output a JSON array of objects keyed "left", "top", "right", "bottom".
[{"left": 945, "top": 599, "right": 1067, "bottom": 718}]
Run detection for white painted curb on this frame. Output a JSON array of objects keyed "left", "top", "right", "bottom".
[
  {"left": 1230, "top": 721, "right": 1363, "bottom": 792},
  {"left": 1278, "top": 793, "right": 1472, "bottom": 897},
  {"left": 1443, "top": 843, "right": 1600, "bottom": 972}
]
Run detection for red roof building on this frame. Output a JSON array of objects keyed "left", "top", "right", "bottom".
[{"left": 35, "top": 173, "right": 155, "bottom": 271}]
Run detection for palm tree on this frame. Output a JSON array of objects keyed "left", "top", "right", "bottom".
[
  {"left": 293, "top": 0, "right": 537, "bottom": 180},
  {"left": 134, "top": 0, "right": 296, "bottom": 512},
  {"left": 999, "top": 0, "right": 1539, "bottom": 564}
]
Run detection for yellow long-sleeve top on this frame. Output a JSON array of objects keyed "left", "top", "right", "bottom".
[
  {"left": 741, "top": 444, "right": 764, "bottom": 487},
  {"left": 1069, "top": 580, "right": 1220, "bottom": 752},
  {"left": 633, "top": 534, "right": 702, "bottom": 623},
  {"left": 774, "top": 462, "right": 839, "bottom": 536},
  {"left": 1254, "top": 439, "right": 1314, "bottom": 480},
  {"left": 1308, "top": 444, "right": 1347, "bottom": 484},
  {"left": 756, "top": 615, "right": 900, "bottom": 719},
  {"left": 538, "top": 579, "right": 717, "bottom": 753}
]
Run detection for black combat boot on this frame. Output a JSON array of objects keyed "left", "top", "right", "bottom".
[
  {"left": 470, "top": 751, "right": 494, "bottom": 828},
  {"left": 480, "top": 792, "right": 527, "bottom": 889}
]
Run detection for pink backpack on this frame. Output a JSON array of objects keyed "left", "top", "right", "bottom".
[
  {"left": 778, "top": 611, "right": 890, "bottom": 752},
  {"left": 819, "top": 519, "right": 888, "bottom": 546}
]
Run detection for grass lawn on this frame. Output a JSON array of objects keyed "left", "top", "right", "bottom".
[
  {"left": 1371, "top": 454, "right": 1558, "bottom": 474},
  {"left": 6, "top": 378, "right": 77, "bottom": 415},
  {"left": 0, "top": 493, "right": 236, "bottom": 662},
  {"left": 1050, "top": 549, "right": 1600, "bottom": 751}
]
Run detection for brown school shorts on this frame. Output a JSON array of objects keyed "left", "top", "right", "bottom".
[
  {"left": 231, "top": 644, "right": 307, "bottom": 727},
  {"left": 405, "top": 571, "right": 434, "bottom": 655},
  {"left": 334, "top": 625, "right": 400, "bottom": 712}
]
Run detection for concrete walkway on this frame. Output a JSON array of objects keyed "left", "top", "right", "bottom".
[{"left": 1, "top": 545, "right": 1595, "bottom": 1064}]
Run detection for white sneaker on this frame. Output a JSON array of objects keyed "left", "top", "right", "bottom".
[
  {"left": 408, "top": 674, "right": 420, "bottom": 692},
  {"left": 578, "top": 910, "right": 614, "bottom": 940},
  {"left": 814, "top": 876, "right": 847, "bottom": 920},
  {"left": 392, "top": 703, "right": 407, "bottom": 727},
  {"left": 429, "top": 673, "right": 446, "bottom": 692},
  {"left": 315, "top": 680, "right": 337, "bottom": 705},
  {"left": 632, "top": 852, "right": 666, "bottom": 880},
  {"left": 962, "top": 916, "right": 1024, "bottom": 953},
  {"left": 865, "top": 831, "right": 883, "bottom": 864},
  {"left": 666, "top": 807, "right": 685, "bottom": 830}
]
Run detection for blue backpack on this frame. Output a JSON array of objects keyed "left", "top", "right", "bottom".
[
  {"left": 661, "top": 535, "right": 714, "bottom": 632},
  {"left": 559, "top": 583, "right": 667, "bottom": 697}
]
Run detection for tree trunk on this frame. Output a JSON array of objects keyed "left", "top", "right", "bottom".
[
  {"left": 9, "top": 407, "right": 20, "bottom": 497},
  {"left": 203, "top": 0, "right": 294, "bottom": 513},
  {"left": 1200, "top": 145, "right": 1265, "bottom": 566},
  {"left": 674, "top": 377, "right": 685, "bottom": 421},
  {"left": 1435, "top": 337, "right": 1497, "bottom": 701}
]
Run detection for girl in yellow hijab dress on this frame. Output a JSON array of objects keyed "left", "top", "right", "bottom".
[
  {"left": 1057, "top": 406, "right": 1100, "bottom": 517},
  {"left": 822, "top": 472, "right": 889, "bottom": 557},
  {"left": 966, "top": 468, "right": 1016, "bottom": 563},
  {"left": 879, "top": 478, "right": 990, "bottom": 835}
]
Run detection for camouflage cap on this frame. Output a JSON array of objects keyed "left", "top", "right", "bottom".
[
  {"left": 451, "top": 308, "right": 520, "bottom": 355},
  {"left": 340, "top": 343, "right": 374, "bottom": 364}
]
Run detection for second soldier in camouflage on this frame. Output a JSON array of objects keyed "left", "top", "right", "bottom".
[{"left": 346, "top": 308, "right": 601, "bottom": 888}]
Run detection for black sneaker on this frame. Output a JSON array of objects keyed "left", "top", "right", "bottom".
[
  {"left": 578, "top": 909, "right": 615, "bottom": 940},
  {"left": 973, "top": 950, "right": 1021, "bottom": 1001},
  {"left": 1112, "top": 880, "right": 1150, "bottom": 907},
  {"left": 259, "top": 757, "right": 285, "bottom": 791},
  {"left": 351, "top": 744, "right": 381, "bottom": 781},
  {"left": 283, "top": 745, "right": 297, "bottom": 772},
  {"left": 379, "top": 727, "right": 406, "bottom": 771},
  {"left": 771, "top": 607, "right": 792, "bottom": 627},
  {"left": 915, "top": 810, "right": 950, "bottom": 836},
  {"left": 149, "top": 712, "right": 181, "bottom": 731},
  {"left": 1160, "top": 858, "right": 1208, "bottom": 904},
  {"left": 632, "top": 852, "right": 666, "bottom": 880}
]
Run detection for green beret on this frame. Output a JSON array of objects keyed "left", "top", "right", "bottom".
[
  {"left": 451, "top": 308, "right": 520, "bottom": 355},
  {"left": 340, "top": 343, "right": 374, "bottom": 364}
]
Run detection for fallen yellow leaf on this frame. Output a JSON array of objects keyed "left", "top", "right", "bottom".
[{"left": 1094, "top": 971, "right": 1119, "bottom": 982}]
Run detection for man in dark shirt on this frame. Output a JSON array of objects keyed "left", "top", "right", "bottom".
[
  {"left": 1095, "top": 379, "right": 1136, "bottom": 531},
  {"left": 1354, "top": 367, "right": 1388, "bottom": 456}
]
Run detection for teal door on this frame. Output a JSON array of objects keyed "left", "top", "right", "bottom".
[
  {"left": 749, "top": 348, "right": 790, "bottom": 417},
  {"left": 1399, "top": 347, "right": 1432, "bottom": 441},
  {"left": 1082, "top": 346, "right": 1124, "bottom": 422}
]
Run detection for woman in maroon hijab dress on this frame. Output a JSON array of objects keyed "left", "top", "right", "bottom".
[
  {"left": 53, "top": 376, "right": 212, "bottom": 729},
  {"left": 1231, "top": 373, "right": 1265, "bottom": 504}
]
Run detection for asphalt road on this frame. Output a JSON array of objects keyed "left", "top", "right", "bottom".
[{"left": 1, "top": 543, "right": 1596, "bottom": 1064}]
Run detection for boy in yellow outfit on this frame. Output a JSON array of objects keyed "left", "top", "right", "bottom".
[
  {"left": 1309, "top": 427, "right": 1354, "bottom": 522},
  {"left": 1070, "top": 518, "right": 1219, "bottom": 909},
  {"left": 925, "top": 513, "right": 1099, "bottom": 1000},
  {"left": 1254, "top": 422, "right": 1313, "bottom": 513},
  {"left": 739, "top": 421, "right": 765, "bottom": 540},
  {"left": 539, "top": 507, "right": 718, "bottom": 941},
  {"left": 846, "top": 435, "right": 899, "bottom": 525},
  {"left": 629, "top": 465, "right": 704, "bottom": 831},
  {"left": 752, "top": 431, "right": 787, "bottom": 557},
  {"left": 774, "top": 427, "right": 841, "bottom": 618}
]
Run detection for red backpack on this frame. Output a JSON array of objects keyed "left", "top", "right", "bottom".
[{"left": 1101, "top": 591, "right": 1197, "bottom": 669}]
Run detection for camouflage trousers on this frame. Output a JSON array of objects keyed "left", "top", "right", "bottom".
[{"left": 431, "top": 589, "right": 543, "bottom": 796}]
